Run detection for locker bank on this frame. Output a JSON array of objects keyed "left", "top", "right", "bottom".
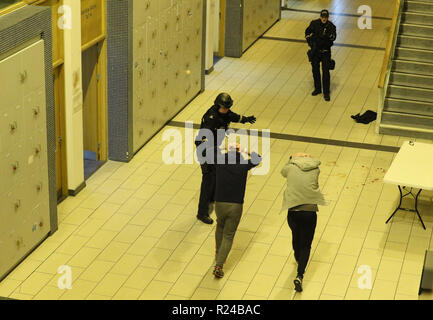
[{"left": 0, "top": 0, "right": 432, "bottom": 301}]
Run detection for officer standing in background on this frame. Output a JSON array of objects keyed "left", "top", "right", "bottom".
[
  {"left": 195, "top": 93, "right": 256, "bottom": 224},
  {"left": 305, "top": 9, "right": 337, "bottom": 101}
]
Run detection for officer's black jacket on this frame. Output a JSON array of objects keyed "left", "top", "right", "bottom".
[
  {"left": 305, "top": 19, "right": 337, "bottom": 51},
  {"left": 195, "top": 105, "right": 242, "bottom": 147}
]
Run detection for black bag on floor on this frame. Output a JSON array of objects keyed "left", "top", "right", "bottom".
[{"left": 351, "top": 110, "right": 377, "bottom": 124}]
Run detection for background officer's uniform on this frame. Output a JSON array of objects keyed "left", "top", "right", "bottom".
[{"left": 305, "top": 12, "right": 337, "bottom": 100}]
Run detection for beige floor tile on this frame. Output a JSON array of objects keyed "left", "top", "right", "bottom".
[
  {"left": 268, "top": 286, "right": 296, "bottom": 300},
  {"left": 155, "top": 231, "right": 186, "bottom": 250},
  {"left": 27, "top": 241, "right": 62, "bottom": 262},
  {"left": 86, "top": 293, "right": 112, "bottom": 300},
  {"left": 338, "top": 236, "right": 364, "bottom": 256},
  {"left": 33, "top": 286, "right": 65, "bottom": 300},
  {"left": 113, "top": 225, "right": 144, "bottom": 244},
  {"left": 344, "top": 287, "right": 371, "bottom": 300},
  {"left": 129, "top": 207, "right": 160, "bottom": 226},
  {"left": 110, "top": 254, "right": 143, "bottom": 276},
  {"left": 86, "top": 230, "right": 118, "bottom": 249},
  {"left": 370, "top": 279, "right": 397, "bottom": 300},
  {"left": 140, "top": 247, "right": 172, "bottom": 269},
  {"left": 268, "top": 236, "right": 291, "bottom": 256},
  {"left": 127, "top": 236, "right": 158, "bottom": 256},
  {"left": 320, "top": 294, "right": 344, "bottom": 300},
  {"left": 183, "top": 224, "right": 214, "bottom": 245},
  {"left": 330, "top": 255, "right": 358, "bottom": 276},
  {"left": 92, "top": 273, "right": 128, "bottom": 297},
  {"left": 158, "top": 203, "right": 185, "bottom": 221},
  {"left": 139, "top": 280, "right": 173, "bottom": 300},
  {"left": 154, "top": 260, "right": 188, "bottom": 283},
  {"left": 322, "top": 273, "right": 351, "bottom": 297},
  {"left": 306, "top": 261, "right": 332, "bottom": 283},
  {"left": 79, "top": 260, "right": 115, "bottom": 283},
  {"left": 79, "top": 193, "right": 109, "bottom": 211},
  {"left": 102, "top": 213, "right": 132, "bottom": 232},
  {"left": 396, "top": 273, "right": 422, "bottom": 296},
  {"left": 9, "top": 292, "right": 34, "bottom": 300},
  {"left": 112, "top": 287, "right": 142, "bottom": 300},
  {"left": 0, "top": 279, "right": 22, "bottom": 297},
  {"left": 123, "top": 266, "right": 158, "bottom": 291},
  {"left": 68, "top": 247, "right": 101, "bottom": 268},
  {"left": 60, "top": 279, "right": 98, "bottom": 300},
  {"left": 89, "top": 203, "right": 120, "bottom": 222},
  {"left": 217, "top": 280, "right": 249, "bottom": 300},
  {"left": 311, "top": 242, "right": 339, "bottom": 264},
  {"left": 191, "top": 287, "right": 219, "bottom": 300},
  {"left": 246, "top": 274, "right": 277, "bottom": 298},
  {"left": 74, "top": 218, "right": 106, "bottom": 238},
  {"left": 98, "top": 241, "right": 130, "bottom": 262},
  {"left": 141, "top": 219, "right": 173, "bottom": 238},
  {"left": 169, "top": 214, "right": 198, "bottom": 233},
  {"left": 36, "top": 252, "right": 72, "bottom": 275},
  {"left": 376, "top": 258, "right": 403, "bottom": 282},
  {"left": 170, "top": 242, "right": 201, "bottom": 263},
  {"left": 229, "top": 260, "right": 261, "bottom": 283},
  {"left": 293, "top": 280, "right": 323, "bottom": 300},
  {"left": 169, "top": 274, "right": 203, "bottom": 298},
  {"left": 257, "top": 254, "right": 287, "bottom": 277},
  {"left": 241, "top": 242, "right": 271, "bottom": 263},
  {"left": 20, "top": 272, "right": 54, "bottom": 296},
  {"left": 117, "top": 197, "right": 146, "bottom": 216},
  {"left": 56, "top": 235, "right": 90, "bottom": 256},
  {"left": 183, "top": 254, "right": 215, "bottom": 277}
]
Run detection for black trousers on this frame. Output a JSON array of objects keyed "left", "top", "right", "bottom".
[
  {"left": 197, "top": 163, "right": 216, "bottom": 218},
  {"left": 287, "top": 210, "right": 317, "bottom": 277},
  {"left": 311, "top": 51, "right": 331, "bottom": 95}
]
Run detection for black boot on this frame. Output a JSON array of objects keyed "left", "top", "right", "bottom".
[
  {"left": 197, "top": 215, "right": 214, "bottom": 224},
  {"left": 312, "top": 89, "right": 322, "bottom": 96}
]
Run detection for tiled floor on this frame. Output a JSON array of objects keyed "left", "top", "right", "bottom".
[{"left": 1, "top": 0, "right": 433, "bottom": 300}]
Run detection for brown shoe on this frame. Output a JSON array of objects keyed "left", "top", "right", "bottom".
[{"left": 213, "top": 265, "right": 224, "bottom": 278}]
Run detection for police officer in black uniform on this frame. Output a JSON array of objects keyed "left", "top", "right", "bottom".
[
  {"left": 195, "top": 93, "right": 256, "bottom": 224},
  {"left": 305, "top": 9, "right": 337, "bottom": 101}
]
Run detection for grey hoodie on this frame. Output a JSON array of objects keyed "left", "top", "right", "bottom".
[{"left": 280, "top": 157, "right": 327, "bottom": 212}]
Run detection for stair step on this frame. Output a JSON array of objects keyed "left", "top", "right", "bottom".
[
  {"left": 384, "top": 97, "right": 433, "bottom": 116},
  {"left": 379, "top": 123, "right": 433, "bottom": 140},
  {"left": 395, "top": 47, "right": 433, "bottom": 63},
  {"left": 397, "top": 34, "right": 433, "bottom": 50},
  {"left": 400, "top": 23, "right": 433, "bottom": 38},
  {"left": 387, "top": 84, "right": 433, "bottom": 103},
  {"left": 390, "top": 72, "right": 433, "bottom": 90},
  {"left": 392, "top": 59, "right": 433, "bottom": 76},
  {"left": 402, "top": 12, "right": 433, "bottom": 26},
  {"left": 381, "top": 111, "right": 433, "bottom": 128},
  {"left": 406, "top": 1, "right": 433, "bottom": 13}
]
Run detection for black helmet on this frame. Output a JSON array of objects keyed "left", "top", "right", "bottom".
[{"left": 214, "top": 93, "right": 233, "bottom": 109}]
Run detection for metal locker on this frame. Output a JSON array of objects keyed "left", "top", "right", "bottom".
[
  {"left": 20, "top": 41, "right": 46, "bottom": 94},
  {"left": 0, "top": 51, "right": 21, "bottom": 109}
]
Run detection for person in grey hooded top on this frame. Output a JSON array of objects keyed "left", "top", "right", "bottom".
[{"left": 281, "top": 153, "right": 326, "bottom": 292}]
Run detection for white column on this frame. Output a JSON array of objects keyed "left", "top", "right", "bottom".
[
  {"left": 62, "top": 0, "right": 85, "bottom": 192},
  {"left": 206, "top": 0, "right": 216, "bottom": 72}
]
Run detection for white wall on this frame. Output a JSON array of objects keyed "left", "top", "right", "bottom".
[
  {"left": 206, "top": 0, "right": 216, "bottom": 71},
  {"left": 214, "top": 0, "right": 220, "bottom": 53},
  {"left": 63, "top": 0, "right": 84, "bottom": 192}
]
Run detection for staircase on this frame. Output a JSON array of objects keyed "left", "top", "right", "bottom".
[{"left": 380, "top": 0, "right": 433, "bottom": 139}]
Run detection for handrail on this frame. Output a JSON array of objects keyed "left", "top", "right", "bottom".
[{"left": 378, "top": 0, "right": 403, "bottom": 88}]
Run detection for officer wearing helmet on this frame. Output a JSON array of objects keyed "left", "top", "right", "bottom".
[
  {"left": 305, "top": 9, "right": 337, "bottom": 101},
  {"left": 194, "top": 93, "right": 256, "bottom": 224}
]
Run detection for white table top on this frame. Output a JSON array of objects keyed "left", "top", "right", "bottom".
[{"left": 383, "top": 141, "right": 433, "bottom": 190}]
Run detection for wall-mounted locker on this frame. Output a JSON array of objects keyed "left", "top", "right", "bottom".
[
  {"left": 224, "top": 0, "right": 281, "bottom": 58},
  {"left": 0, "top": 5, "right": 57, "bottom": 282},
  {"left": 107, "top": 0, "right": 206, "bottom": 161}
]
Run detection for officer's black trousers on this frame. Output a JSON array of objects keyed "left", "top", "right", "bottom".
[
  {"left": 197, "top": 164, "right": 216, "bottom": 218},
  {"left": 311, "top": 51, "right": 331, "bottom": 95}
]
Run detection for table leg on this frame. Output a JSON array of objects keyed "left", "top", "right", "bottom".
[
  {"left": 386, "top": 185, "right": 402, "bottom": 225},
  {"left": 414, "top": 189, "right": 426, "bottom": 230}
]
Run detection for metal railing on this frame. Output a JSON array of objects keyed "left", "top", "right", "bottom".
[{"left": 376, "top": 0, "right": 405, "bottom": 133}]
